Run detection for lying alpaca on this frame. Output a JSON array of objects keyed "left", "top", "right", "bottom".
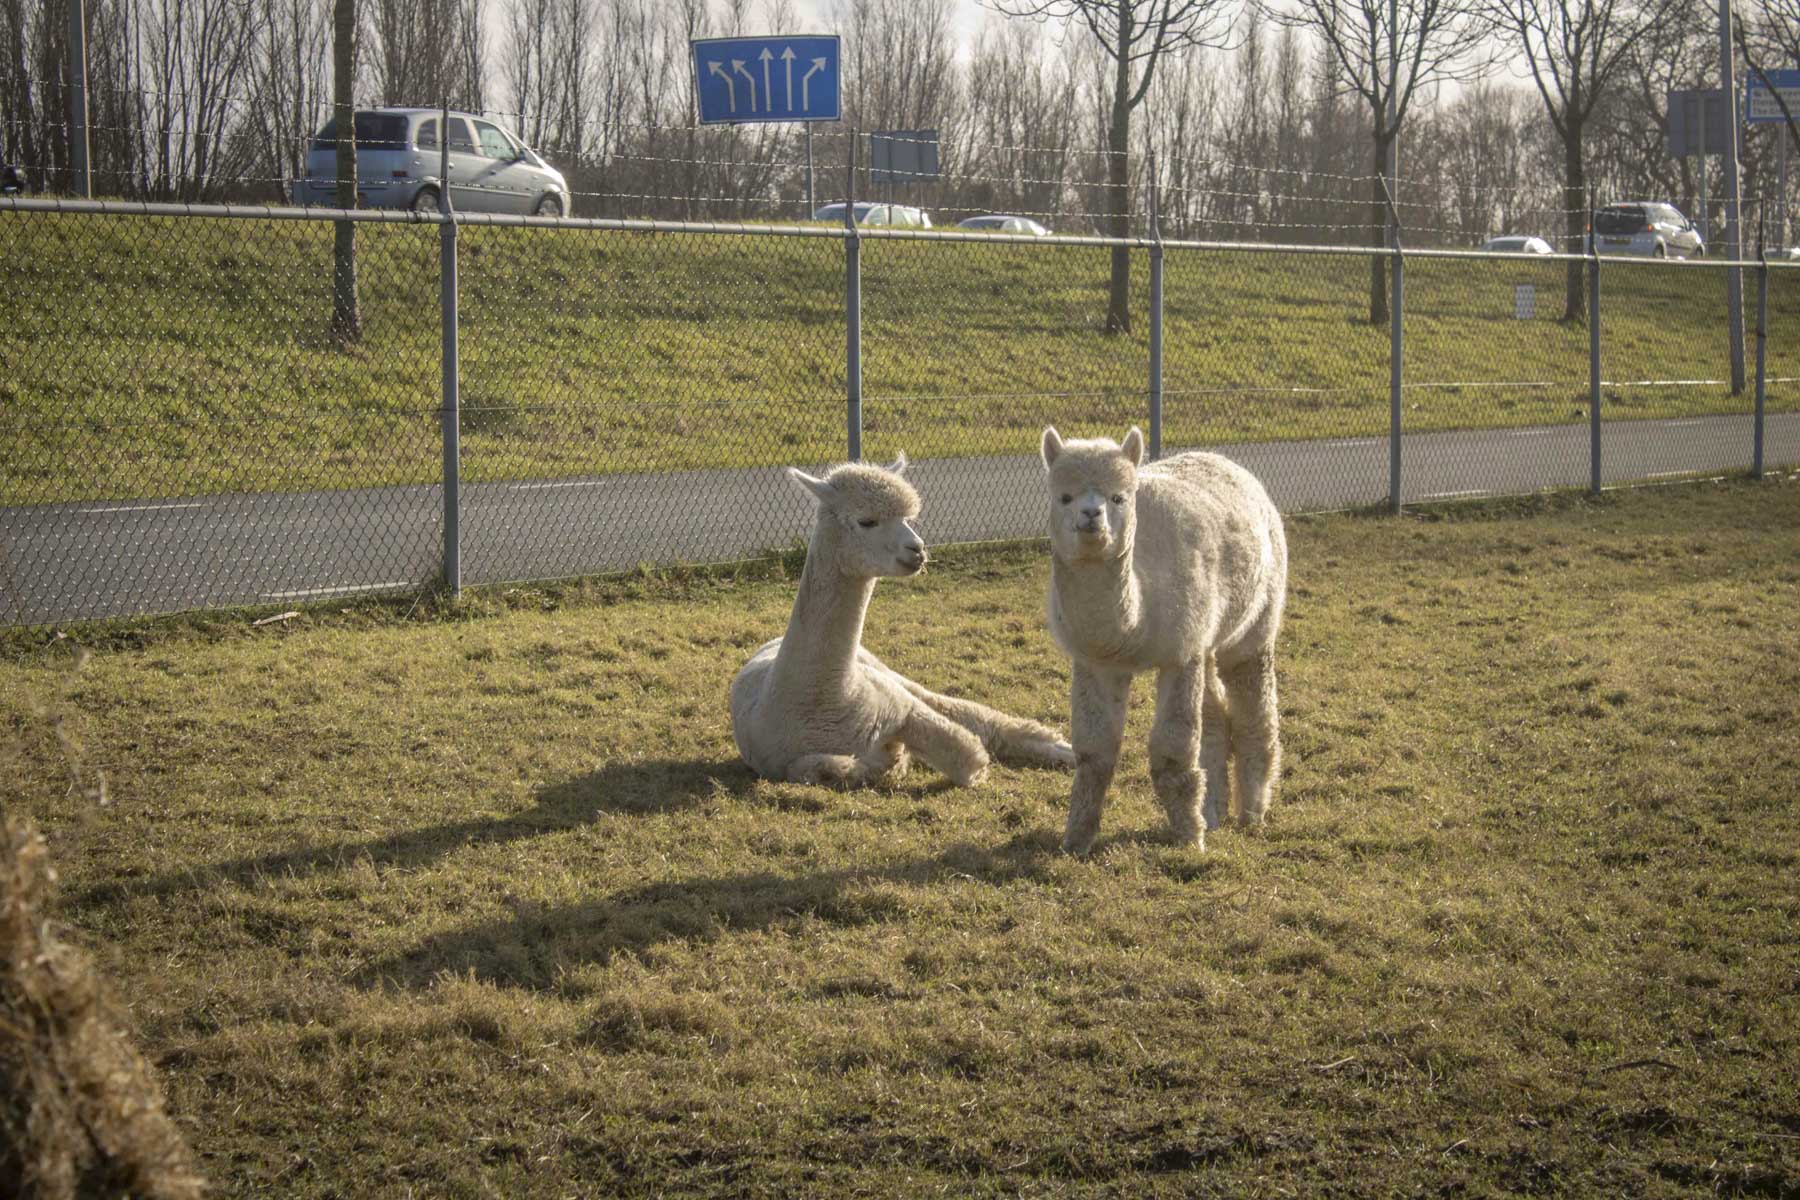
[
  {"left": 1040, "top": 426, "right": 1288, "bottom": 854},
  {"left": 732, "top": 455, "right": 1075, "bottom": 787}
]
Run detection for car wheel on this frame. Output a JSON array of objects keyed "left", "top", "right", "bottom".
[
  {"left": 411, "top": 186, "right": 441, "bottom": 215},
  {"left": 534, "top": 193, "right": 563, "bottom": 218},
  {"left": 1653, "top": 243, "right": 1666, "bottom": 259}
]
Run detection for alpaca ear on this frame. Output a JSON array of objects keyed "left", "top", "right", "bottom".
[
  {"left": 787, "top": 467, "right": 836, "bottom": 505},
  {"left": 1040, "top": 426, "right": 1064, "bottom": 469},
  {"left": 886, "top": 451, "right": 909, "bottom": 475},
  {"left": 1120, "top": 426, "right": 1145, "bottom": 466}
]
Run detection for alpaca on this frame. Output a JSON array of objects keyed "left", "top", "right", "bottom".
[
  {"left": 731, "top": 455, "right": 1076, "bottom": 787},
  {"left": 1040, "top": 426, "right": 1287, "bottom": 855}
]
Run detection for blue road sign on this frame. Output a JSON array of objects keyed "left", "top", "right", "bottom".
[
  {"left": 1745, "top": 69, "right": 1800, "bottom": 124},
  {"left": 692, "top": 35, "right": 841, "bottom": 125}
]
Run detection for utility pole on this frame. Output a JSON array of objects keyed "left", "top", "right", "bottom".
[
  {"left": 1721, "top": 0, "right": 1746, "bottom": 393},
  {"left": 66, "top": 0, "right": 90, "bottom": 198}
]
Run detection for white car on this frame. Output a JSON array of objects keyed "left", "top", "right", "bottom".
[
  {"left": 958, "top": 214, "right": 1051, "bottom": 235},
  {"left": 1591, "top": 202, "right": 1704, "bottom": 259},
  {"left": 1480, "top": 235, "right": 1553, "bottom": 255},
  {"left": 812, "top": 202, "right": 932, "bottom": 228}
]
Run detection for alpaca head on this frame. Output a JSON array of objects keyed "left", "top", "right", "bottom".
[
  {"left": 789, "top": 454, "right": 927, "bottom": 577},
  {"left": 1040, "top": 426, "right": 1143, "bottom": 564}
]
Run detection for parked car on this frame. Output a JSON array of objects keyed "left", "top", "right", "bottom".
[
  {"left": 292, "top": 108, "right": 570, "bottom": 216},
  {"left": 958, "top": 214, "right": 1051, "bottom": 235},
  {"left": 1591, "top": 202, "right": 1703, "bottom": 259},
  {"left": 1479, "top": 235, "right": 1553, "bottom": 255},
  {"left": 812, "top": 201, "right": 932, "bottom": 228}
]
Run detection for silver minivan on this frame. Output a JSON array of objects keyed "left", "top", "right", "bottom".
[{"left": 293, "top": 108, "right": 571, "bottom": 217}]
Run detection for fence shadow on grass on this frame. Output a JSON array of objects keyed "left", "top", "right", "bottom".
[
  {"left": 349, "top": 827, "right": 1178, "bottom": 992},
  {"left": 73, "top": 756, "right": 759, "bottom": 911}
]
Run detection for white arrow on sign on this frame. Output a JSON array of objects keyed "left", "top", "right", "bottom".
[
  {"left": 802, "top": 57, "right": 825, "bottom": 111},
  {"left": 782, "top": 47, "right": 796, "bottom": 109},
  {"left": 760, "top": 48, "right": 773, "bottom": 112},
  {"left": 707, "top": 60, "right": 737, "bottom": 114},
  {"left": 732, "top": 59, "right": 758, "bottom": 112}
]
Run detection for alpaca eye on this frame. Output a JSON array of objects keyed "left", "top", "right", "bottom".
[
  {"left": 1060, "top": 494, "right": 1072, "bottom": 504},
  {"left": 857, "top": 518, "right": 878, "bottom": 529},
  {"left": 1110, "top": 494, "right": 1124, "bottom": 505}
]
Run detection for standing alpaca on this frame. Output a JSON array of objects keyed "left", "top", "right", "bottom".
[
  {"left": 732, "top": 455, "right": 1075, "bottom": 787},
  {"left": 1040, "top": 426, "right": 1287, "bottom": 855}
]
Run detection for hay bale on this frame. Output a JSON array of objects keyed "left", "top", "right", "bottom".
[{"left": 1, "top": 813, "right": 204, "bottom": 1199}]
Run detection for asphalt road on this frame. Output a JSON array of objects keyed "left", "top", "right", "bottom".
[{"left": 4, "top": 411, "right": 1795, "bottom": 626}]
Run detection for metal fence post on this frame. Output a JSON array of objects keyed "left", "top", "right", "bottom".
[
  {"left": 845, "top": 129, "right": 862, "bottom": 462},
  {"left": 439, "top": 102, "right": 461, "bottom": 594},
  {"left": 1148, "top": 153, "right": 1164, "bottom": 461},
  {"left": 66, "top": 0, "right": 91, "bottom": 198},
  {"left": 1755, "top": 214, "right": 1768, "bottom": 479},
  {"left": 1588, "top": 199, "right": 1602, "bottom": 496},
  {"left": 1382, "top": 178, "right": 1403, "bottom": 513}
]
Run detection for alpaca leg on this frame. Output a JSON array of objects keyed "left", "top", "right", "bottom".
[
  {"left": 897, "top": 700, "right": 991, "bottom": 788},
  {"left": 898, "top": 678, "right": 1075, "bottom": 769},
  {"left": 1150, "top": 660, "right": 1206, "bottom": 848},
  {"left": 1220, "top": 647, "right": 1281, "bottom": 826},
  {"left": 1199, "top": 656, "right": 1233, "bottom": 830},
  {"left": 1063, "top": 662, "right": 1132, "bottom": 856}
]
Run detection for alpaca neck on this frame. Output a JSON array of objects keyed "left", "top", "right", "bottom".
[
  {"left": 1052, "top": 543, "right": 1143, "bottom": 647},
  {"left": 773, "top": 528, "right": 875, "bottom": 692}
]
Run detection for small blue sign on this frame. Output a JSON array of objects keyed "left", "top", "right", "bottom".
[
  {"left": 1745, "top": 68, "right": 1800, "bottom": 124},
  {"left": 693, "top": 35, "right": 841, "bottom": 125}
]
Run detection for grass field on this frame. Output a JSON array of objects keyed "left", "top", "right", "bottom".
[
  {"left": 3, "top": 209, "right": 1797, "bottom": 504},
  {"left": 4, "top": 477, "right": 1798, "bottom": 1197}
]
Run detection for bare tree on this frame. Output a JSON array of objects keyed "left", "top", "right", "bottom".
[
  {"left": 1583, "top": 12, "right": 1706, "bottom": 216},
  {"left": 1489, "top": 0, "right": 1678, "bottom": 320},
  {"left": 249, "top": 0, "right": 331, "bottom": 201},
  {"left": 1736, "top": 0, "right": 1800, "bottom": 246},
  {"left": 990, "top": 0, "right": 1236, "bottom": 334},
  {"left": 331, "top": 0, "right": 358, "bottom": 342},
  {"left": 1268, "top": 0, "right": 1488, "bottom": 322}
]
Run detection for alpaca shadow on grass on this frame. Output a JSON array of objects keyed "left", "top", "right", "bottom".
[
  {"left": 73, "top": 757, "right": 757, "bottom": 911},
  {"left": 351, "top": 828, "right": 1076, "bottom": 992}
]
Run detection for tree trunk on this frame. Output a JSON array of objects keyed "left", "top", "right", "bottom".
[
  {"left": 1104, "top": 2, "right": 1132, "bottom": 336},
  {"left": 1562, "top": 122, "right": 1586, "bottom": 322},
  {"left": 331, "top": 0, "right": 360, "bottom": 343},
  {"left": 1368, "top": 129, "right": 1390, "bottom": 326}
]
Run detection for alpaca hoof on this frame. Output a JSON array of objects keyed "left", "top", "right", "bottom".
[
  {"left": 1044, "top": 739, "right": 1077, "bottom": 769},
  {"left": 1166, "top": 817, "right": 1203, "bottom": 848},
  {"left": 1060, "top": 830, "right": 1096, "bottom": 856}
]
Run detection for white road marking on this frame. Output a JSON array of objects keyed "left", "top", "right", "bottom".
[
  {"left": 1424, "top": 489, "right": 1490, "bottom": 499},
  {"left": 80, "top": 501, "right": 208, "bottom": 514},
  {"left": 1505, "top": 429, "right": 1559, "bottom": 438},
  {"left": 263, "top": 581, "right": 413, "bottom": 599},
  {"left": 1663, "top": 419, "right": 1706, "bottom": 427},
  {"left": 1321, "top": 438, "right": 1379, "bottom": 448},
  {"left": 1646, "top": 470, "right": 1693, "bottom": 479},
  {"left": 507, "top": 480, "right": 608, "bottom": 490}
]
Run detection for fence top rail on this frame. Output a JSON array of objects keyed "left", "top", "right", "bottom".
[
  {"left": 5, "top": 197, "right": 1797, "bottom": 270},
  {"left": 0, "top": 196, "right": 1153, "bottom": 248}
]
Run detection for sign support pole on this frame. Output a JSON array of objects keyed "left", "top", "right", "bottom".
[
  {"left": 1719, "top": 0, "right": 1746, "bottom": 395},
  {"left": 1781, "top": 129, "right": 1789, "bottom": 251},
  {"left": 845, "top": 129, "right": 861, "bottom": 462}
]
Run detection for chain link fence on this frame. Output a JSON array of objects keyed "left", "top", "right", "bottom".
[{"left": 3, "top": 198, "right": 1797, "bottom": 627}]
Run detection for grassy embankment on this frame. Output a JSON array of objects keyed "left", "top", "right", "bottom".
[
  {"left": 3, "top": 477, "right": 1798, "bottom": 1197},
  {"left": 3, "top": 210, "right": 1796, "bottom": 504}
]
